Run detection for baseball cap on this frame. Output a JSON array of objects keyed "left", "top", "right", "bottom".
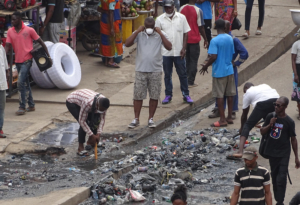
[
  {"left": 163, "top": 0, "right": 174, "bottom": 7},
  {"left": 242, "top": 146, "right": 258, "bottom": 160}
]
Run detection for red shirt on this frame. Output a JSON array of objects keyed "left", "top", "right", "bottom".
[
  {"left": 6, "top": 22, "right": 40, "bottom": 63},
  {"left": 180, "top": 5, "right": 203, "bottom": 44}
]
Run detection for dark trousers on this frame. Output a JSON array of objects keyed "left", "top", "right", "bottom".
[
  {"left": 163, "top": 56, "right": 189, "bottom": 97},
  {"left": 186, "top": 43, "right": 200, "bottom": 85},
  {"left": 241, "top": 98, "right": 277, "bottom": 138},
  {"left": 66, "top": 101, "right": 87, "bottom": 143},
  {"left": 245, "top": 0, "right": 265, "bottom": 30},
  {"left": 269, "top": 157, "right": 290, "bottom": 205},
  {"left": 204, "top": 19, "right": 212, "bottom": 46}
]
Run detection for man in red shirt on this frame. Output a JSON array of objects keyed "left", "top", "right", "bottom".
[
  {"left": 5, "top": 12, "right": 51, "bottom": 115},
  {"left": 180, "top": 1, "right": 208, "bottom": 87}
]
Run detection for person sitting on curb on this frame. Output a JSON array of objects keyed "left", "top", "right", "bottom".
[
  {"left": 171, "top": 184, "right": 188, "bottom": 205},
  {"left": 0, "top": 38, "right": 8, "bottom": 139},
  {"left": 125, "top": 17, "right": 172, "bottom": 129},
  {"left": 66, "top": 89, "right": 110, "bottom": 156},
  {"left": 227, "top": 83, "right": 279, "bottom": 159},
  {"left": 209, "top": 20, "right": 248, "bottom": 119},
  {"left": 230, "top": 146, "right": 272, "bottom": 205}
]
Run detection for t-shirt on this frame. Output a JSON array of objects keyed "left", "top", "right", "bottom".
[
  {"left": 0, "top": 45, "right": 9, "bottom": 91},
  {"left": 242, "top": 84, "right": 280, "bottom": 109},
  {"left": 180, "top": 4, "right": 204, "bottom": 44},
  {"left": 134, "top": 31, "right": 169, "bottom": 72},
  {"left": 234, "top": 164, "right": 271, "bottom": 205},
  {"left": 6, "top": 22, "right": 40, "bottom": 63},
  {"left": 263, "top": 113, "right": 296, "bottom": 158},
  {"left": 208, "top": 33, "right": 234, "bottom": 78},
  {"left": 195, "top": 1, "right": 212, "bottom": 20},
  {"left": 291, "top": 40, "right": 300, "bottom": 64},
  {"left": 44, "top": 0, "right": 64, "bottom": 23}
]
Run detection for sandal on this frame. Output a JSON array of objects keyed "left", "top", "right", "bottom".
[
  {"left": 16, "top": 108, "right": 26, "bottom": 115},
  {"left": 0, "top": 133, "right": 6, "bottom": 138},
  {"left": 107, "top": 62, "right": 120, "bottom": 68},
  {"left": 226, "top": 119, "right": 234, "bottom": 124},
  {"left": 77, "top": 150, "right": 89, "bottom": 156},
  {"left": 255, "top": 30, "right": 262, "bottom": 35},
  {"left": 242, "top": 32, "right": 249, "bottom": 39},
  {"left": 211, "top": 121, "right": 227, "bottom": 127}
]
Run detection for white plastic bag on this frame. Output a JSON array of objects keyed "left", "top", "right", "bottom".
[{"left": 129, "top": 190, "right": 146, "bottom": 202}]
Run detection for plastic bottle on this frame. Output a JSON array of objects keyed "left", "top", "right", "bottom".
[
  {"left": 138, "top": 167, "right": 148, "bottom": 172},
  {"left": 186, "top": 142, "right": 201, "bottom": 150},
  {"left": 99, "top": 198, "right": 107, "bottom": 204},
  {"left": 92, "top": 190, "right": 98, "bottom": 199},
  {"left": 161, "top": 184, "right": 171, "bottom": 190},
  {"left": 107, "top": 195, "right": 114, "bottom": 201},
  {"left": 162, "top": 196, "right": 171, "bottom": 202}
]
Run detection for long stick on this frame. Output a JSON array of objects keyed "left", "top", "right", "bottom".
[{"left": 95, "top": 144, "right": 98, "bottom": 160}]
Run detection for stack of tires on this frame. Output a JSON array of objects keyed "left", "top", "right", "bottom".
[{"left": 30, "top": 42, "right": 82, "bottom": 89}]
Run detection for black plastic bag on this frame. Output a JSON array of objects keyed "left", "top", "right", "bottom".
[{"left": 231, "top": 17, "right": 242, "bottom": 30}]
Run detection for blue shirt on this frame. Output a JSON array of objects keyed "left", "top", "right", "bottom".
[
  {"left": 208, "top": 33, "right": 235, "bottom": 78},
  {"left": 230, "top": 32, "right": 248, "bottom": 67},
  {"left": 195, "top": 1, "right": 212, "bottom": 20}
]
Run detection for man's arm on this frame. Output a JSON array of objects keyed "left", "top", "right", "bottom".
[
  {"left": 4, "top": 42, "right": 12, "bottom": 54},
  {"left": 291, "top": 136, "right": 300, "bottom": 169},
  {"left": 199, "top": 26, "right": 208, "bottom": 48},
  {"left": 264, "top": 184, "right": 272, "bottom": 205},
  {"left": 292, "top": 54, "right": 299, "bottom": 84},
  {"left": 239, "top": 106, "right": 250, "bottom": 134},
  {"left": 124, "top": 26, "right": 144, "bottom": 47},
  {"left": 199, "top": 54, "right": 217, "bottom": 75},
  {"left": 40, "top": 5, "right": 55, "bottom": 36},
  {"left": 233, "top": 38, "right": 248, "bottom": 67},
  {"left": 153, "top": 0, "right": 159, "bottom": 18},
  {"left": 155, "top": 28, "right": 172, "bottom": 51},
  {"left": 230, "top": 186, "right": 240, "bottom": 205},
  {"left": 180, "top": 32, "right": 188, "bottom": 59}
]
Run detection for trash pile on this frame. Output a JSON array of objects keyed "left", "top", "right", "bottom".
[{"left": 82, "top": 125, "right": 261, "bottom": 204}]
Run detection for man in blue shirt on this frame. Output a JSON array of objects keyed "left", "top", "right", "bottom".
[
  {"left": 209, "top": 20, "right": 249, "bottom": 119},
  {"left": 200, "top": 19, "right": 235, "bottom": 127}
]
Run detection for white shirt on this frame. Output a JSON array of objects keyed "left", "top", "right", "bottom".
[
  {"left": 0, "top": 45, "right": 8, "bottom": 91},
  {"left": 291, "top": 40, "right": 300, "bottom": 64},
  {"left": 155, "top": 12, "right": 191, "bottom": 57},
  {"left": 242, "top": 84, "right": 280, "bottom": 109}
]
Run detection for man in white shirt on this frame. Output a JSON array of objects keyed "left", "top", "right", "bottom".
[
  {"left": 155, "top": 0, "right": 194, "bottom": 105},
  {"left": 227, "top": 82, "right": 279, "bottom": 159},
  {"left": 0, "top": 38, "right": 9, "bottom": 138}
]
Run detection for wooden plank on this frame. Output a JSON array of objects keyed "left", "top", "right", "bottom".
[{"left": 0, "top": 4, "right": 40, "bottom": 16}]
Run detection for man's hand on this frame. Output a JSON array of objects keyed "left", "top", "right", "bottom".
[
  {"left": 87, "top": 134, "right": 99, "bottom": 146},
  {"left": 137, "top": 26, "right": 145, "bottom": 33},
  {"left": 199, "top": 65, "right": 208, "bottom": 75},
  {"left": 269, "top": 117, "right": 277, "bottom": 127},
  {"left": 295, "top": 158, "right": 300, "bottom": 169},
  {"left": 154, "top": 27, "right": 162, "bottom": 34},
  {"left": 180, "top": 48, "right": 186, "bottom": 59},
  {"left": 39, "top": 26, "right": 45, "bottom": 36},
  {"left": 294, "top": 74, "right": 299, "bottom": 84},
  {"left": 204, "top": 40, "right": 208, "bottom": 49},
  {"left": 153, "top": 12, "right": 158, "bottom": 18}
]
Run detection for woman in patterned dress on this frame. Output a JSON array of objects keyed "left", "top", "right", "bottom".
[
  {"left": 94, "top": 0, "right": 123, "bottom": 68},
  {"left": 291, "top": 29, "right": 300, "bottom": 120},
  {"left": 214, "top": 0, "right": 237, "bottom": 30}
]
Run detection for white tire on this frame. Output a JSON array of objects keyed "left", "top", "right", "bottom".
[
  {"left": 30, "top": 41, "right": 56, "bottom": 88},
  {"left": 47, "top": 43, "right": 81, "bottom": 89}
]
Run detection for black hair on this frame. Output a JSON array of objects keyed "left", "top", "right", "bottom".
[
  {"left": 12, "top": 11, "right": 22, "bottom": 19},
  {"left": 145, "top": 17, "right": 155, "bottom": 25},
  {"left": 215, "top": 19, "right": 225, "bottom": 30},
  {"left": 171, "top": 185, "right": 187, "bottom": 203},
  {"left": 243, "top": 82, "right": 254, "bottom": 90},
  {"left": 279, "top": 96, "right": 289, "bottom": 106},
  {"left": 99, "top": 98, "right": 110, "bottom": 109}
]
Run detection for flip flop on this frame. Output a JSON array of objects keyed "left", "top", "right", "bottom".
[
  {"left": 255, "top": 30, "right": 262, "bottom": 35},
  {"left": 211, "top": 121, "right": 227, "bottom": 127},
  {"left": 107, "top": 62, "right": 120, "bottom": 68},
  {"left": 242, "top": 32, "right": 249, "bottom": 39},
  {"left": 77, "top": 150, "right": 89, "bottom": 156},
  {"left": 226, "top": 154, "right": 242, "bottom": 160},
  {"left": 226, "top": 119, "right": 234, "bottom": 124}
]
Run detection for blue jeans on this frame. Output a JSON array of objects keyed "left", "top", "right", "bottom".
[
  {"left": 163, "top": 56, "right": 189, "bottom": 97},
  {"left": 0, "top": 90, "right": 5, "bottom": 130},
  {"left": 215, "top": 66, "right": 238, "bottom": 112},
  {"left": 16, "top": 60, "right": 35, "bottom": 109}
]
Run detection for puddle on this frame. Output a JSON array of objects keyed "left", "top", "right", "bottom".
[{"left": 32, "top": 123, "right": 79, "bottom": 146}]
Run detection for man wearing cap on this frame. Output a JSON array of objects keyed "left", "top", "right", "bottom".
[
  {"left": 230, "top": 146, "right": 272, "bottom": 205},
  {"left": 156, "top": 0, "right": 194, "bottom": 105},
  {"left": 260, "top": 96, "right": 300, "bottom": 205}
]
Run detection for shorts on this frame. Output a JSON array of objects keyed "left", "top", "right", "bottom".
[
  {"left": 212, "top": 74, "right": 236, "bottom": 98},
  {"left": 133, "top": 72, "right": 162, "bottom": 100}
]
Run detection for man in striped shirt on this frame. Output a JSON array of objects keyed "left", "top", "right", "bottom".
[
  {"left": 66, "top": 89, "right": 110, "bottom": 155},
  {"left": 231, "top": 147, "right": 272, "bottom": 205}
]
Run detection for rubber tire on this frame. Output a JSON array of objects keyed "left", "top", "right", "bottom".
[
  {"left": 47, "top": 43, "right": 81, "bottom": 89},
  {"left": 30, "top": 41, "right": 56, "bottom": 89},
  {"left": 81, "top": 34, "right": 98, "bottom": 51}
]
